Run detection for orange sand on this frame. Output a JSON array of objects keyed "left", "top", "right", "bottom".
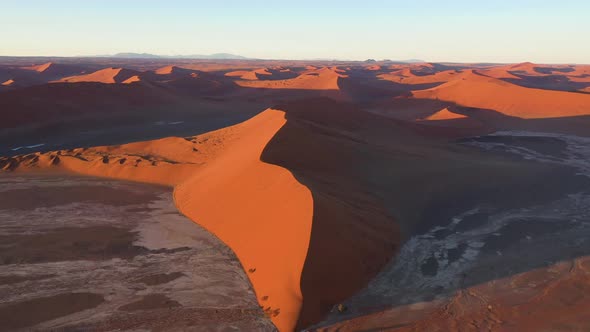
[
  {"left": 411, "top": 70, "right": 590, "bottom": 118},
  {"left": 1, "top": 79, "right": 14, "bottom": 86}
]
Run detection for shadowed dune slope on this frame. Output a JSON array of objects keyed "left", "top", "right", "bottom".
[
  {"left": 262, "top": 98, "right": 403, "bottom": 329},
  {"left": 412, "top": 71, "right": 590, "bottom": 118}
]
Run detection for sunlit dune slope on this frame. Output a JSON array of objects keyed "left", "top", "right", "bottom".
[
  {"left": 411, "top": 70, "right": 590, "bottom": 118},
  {"left": 423, "top": 107, "right": 467, "bottom": 120},
  {"left": 175, "top": 110, "right": 313, "bottom": 331}
]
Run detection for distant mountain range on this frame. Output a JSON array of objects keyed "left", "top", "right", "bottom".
[
  {"left": 107, "top": 53, "right": 250, "bottom": 60},
  {"left": 102, "top": 53, "right": 424, "bottom": 63}
]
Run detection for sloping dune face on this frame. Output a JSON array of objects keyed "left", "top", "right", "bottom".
[
  {"left": 174, "top": 110, "right": 313, "bottom": 331},
  {"left": 412, "top": 71, "right": 590, "bottom": 118}
]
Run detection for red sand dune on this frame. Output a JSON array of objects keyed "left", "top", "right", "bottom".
[
  {"left": 1, "top": 109, "right": 314, "bottom": 331},
  {"left": 22, "top": 62, "right": 53, "bottom": 73},
  {"left": 20, "top": 62, "right": 90, "bottom": 79},
  {"left": 57, "top": 67, "right": 139, "bottom": 84},
  {"left": 235, "top": 67, "right": 346, "bottom": 90},
  {"left": 153, "top": 65, "right": 199, "bottom": 77},
  {"left": 154, "top": 65, "right": 181, "bottom": 75},
  {"left": 225, "top": 68, "right": 272, "bottom": 80},
  {"left": 379, "top": 69, "right": 459, "bottom": 84},
  {"left": 175, "top": 110, "right": 313, "bottom": 331},
  {"left": 476, "top": 67, "right": 522, "bottom": 79},
  {"left": 121, "top": 75, "right": 141, "bottom": 84},
  {"left": 411, "top": 70, "right": 590, "bottom": 118},
  {"left": 423, "top": 107, "right": 467, "bottom": 120}
]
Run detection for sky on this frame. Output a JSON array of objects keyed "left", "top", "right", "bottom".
[{"left": 1, "top": 0, "right": 589, "bottom": 63}]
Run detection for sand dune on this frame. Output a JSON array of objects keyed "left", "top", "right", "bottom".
[
  {"left": 225, "top": 68, "right": 272, "bottom": 80},
  {"left": 58, "top": 67, "right": 140, "bottom": 84},
  {"left": 175, "top": 110, "right": 313, "bottom": 331},
  {"left": 379, "top": 69, "right": 460, "bottom": 84},
  {"left": 1, "top": 109, "right": 314, "bottom": 331},
  {"left": 3, "top": 59, "right": 590, "bottom": 332},
  {"left": 423, "top": 107, "right": 467, "bottom": 120},
  {"left": 152, "top": 65, "right": 200, "bottom": 78},
  {"left": 22, "top": 62, "right": 53, "bottom": 73},
  {"left": 476, "top": 67, "right": 522, "bottom": 79},
  {"left": 20, "top": 62, "right": 91, "bottom": 79},
  {"left": 235, "top": 67, "right": 346, "bottom": 90},
  {"left": 411, "top": 70, "right": 590, "bottom": 118},
  {"left": 122, "top": 75, "right": 141, "bottom": 84},
  {"left": 1, "top": 79, "right": 14, "bottom": 86}
]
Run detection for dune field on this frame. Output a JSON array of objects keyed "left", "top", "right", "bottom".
[{"left": 2, "top": 58, "right": 590, "bottom": 331}]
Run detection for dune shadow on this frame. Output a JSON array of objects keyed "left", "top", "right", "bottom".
[{"left": 261, "top": 97, "right": 590, "bottom": 330}]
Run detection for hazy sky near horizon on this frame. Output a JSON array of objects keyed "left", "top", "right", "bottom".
[{"left": 1, "top": 0, "right": 589, "bottom": 63}]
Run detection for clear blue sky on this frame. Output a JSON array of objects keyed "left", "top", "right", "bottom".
[{"left": 1, "top": 0, "right": 589, "bottom": 63}]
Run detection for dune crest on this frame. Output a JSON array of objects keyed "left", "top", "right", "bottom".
[
  {"left": 174, "top": 109, "right": 313, "bottom": 331},
  {"left": 1, "top": 79, "right": 14, "bottom": 86}
]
